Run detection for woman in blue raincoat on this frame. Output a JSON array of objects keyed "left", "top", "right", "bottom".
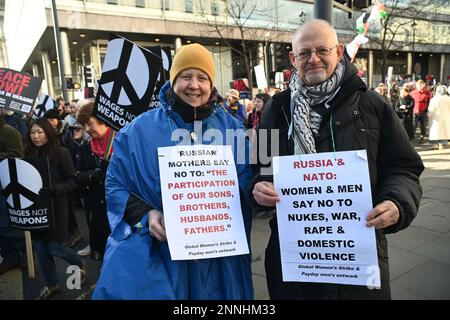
[{"left": 92, "top": 43, "right": 254, "bottom": 300}]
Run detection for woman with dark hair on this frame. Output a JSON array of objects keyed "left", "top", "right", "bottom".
[
  {"left": 74, "top": 100, "right": 112, "bottom": 261},
  {"left": 246, "top": 93, "right": 270, "bottom": 130},
  {"left": 24, "top": 118, "right": 85, "bottom": 300}
]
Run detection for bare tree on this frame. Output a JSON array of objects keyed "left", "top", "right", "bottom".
[
  {"left": 195, "top": 0, "right": 283, "bottom": 96},
  {"left": 366, "top": 0, "right": 435, "bottom": 82}
]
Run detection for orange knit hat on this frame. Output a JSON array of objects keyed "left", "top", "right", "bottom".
[{"left": 169, "top": 43, "right": 215, "bottom": 88}]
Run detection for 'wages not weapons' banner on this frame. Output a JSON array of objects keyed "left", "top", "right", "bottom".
[
  {"left": 93, "top": 34, "right": 162, "bottom": 131},
  {"left": 0, "top": 68, "right": 42, "bottom": 116},
  {"left": 0, "top": 157, "right": 55, "bottom": 230}
]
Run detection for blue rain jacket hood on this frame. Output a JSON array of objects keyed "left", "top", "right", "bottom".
[{"left": 92, "top": 81, "right": 254, "bottom": 299}]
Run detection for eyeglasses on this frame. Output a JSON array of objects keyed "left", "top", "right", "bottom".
[{"left": 293, "top": 45, "right": 339, "bottom": 61}]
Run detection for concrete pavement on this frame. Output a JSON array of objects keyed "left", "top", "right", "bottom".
[{"left": 251, "top": 141, "right": 450, "bottom": 300}]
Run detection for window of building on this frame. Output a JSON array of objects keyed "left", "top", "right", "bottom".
[
  {"left": 136, "top": 0, "right": 145, "bottom": 8},
  {"left": 185, "top": 0, "right": 193, "bottom": 13},
  {"left": 107, "top": 0, "right": 118, "bottom": 5},
  {"left": 161, "top": 0, "right": 170, "bottom": 10},
  {"left": 211, "top": 1, "right": 219, "bottom": 16}
]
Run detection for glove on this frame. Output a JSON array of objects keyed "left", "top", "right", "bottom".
[
  {"left": 39, "top": 186, "right": 57, "bottom": 197},
  {"left": 90, "top": 168, "right": 106, "bottom": 183}
]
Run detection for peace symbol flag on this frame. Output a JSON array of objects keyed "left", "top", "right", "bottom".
[
  {"left": 0, "top": 157, "right": 55, "bottom": 230},
  {"left": 147, "top": 46, "right": 172, "bottom": 110},
  {"left": 93, "top": 34, "right": 163, "bottom": 131},
  {"left": 34, "top": 95, "right": 57, "bottom": 118}
]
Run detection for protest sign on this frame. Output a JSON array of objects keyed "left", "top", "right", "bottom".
[
  {"left": 254, "top": 64, "right": 268, "bottom": 89},
  {"left": 273, "top": 150, "right": 380, "bottom": 287},
  {"left": 230, "top": 78, "right": 250, "bottom": 99},
  {"left": 93, "top": 34, "right": 162, "bottom": 131},
  {"left": 34, "top": 95, "right": 56, "bottom": 118},
  {"left": 0, "top": 68, "right": 42, "bottom": 116},
  {"left": 0, "top": 157, "right": 55, "bottom": 230},
  {"left": 147, "top": 46, "right": 172, "bottom": 110},
  {"left": 158, "top": 145, "right": 249, "bottom": 260}
]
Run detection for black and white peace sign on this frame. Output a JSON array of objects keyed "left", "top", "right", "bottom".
[
  {"left": 34, "top": 95, "right": 56, "bottom": 118},
  {"left": 100, "top": 38, "right": 150, "bottom": 106},
  {"left": 157, "top": 47, "right": 170, "bottom": 82},
  {"left": 0, "top": 159, "right": 41, "bottom": 209}
]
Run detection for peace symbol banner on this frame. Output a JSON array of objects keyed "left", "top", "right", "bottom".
[
  {"left": 0, "top": 68, "right": 43, "bottom": 116},
  {"left": 0, "top": 157, "right": 55, "bottom": 230},
  {"left": 147, "top": 46, "right": 172, "bottom": 110},
  {"left": 93, "top": 34, "right": 163, "bottom": 131},
  {"left": 34, "top": 95, "right": 57, "bottom": 118}
]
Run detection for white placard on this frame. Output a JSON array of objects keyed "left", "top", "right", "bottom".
[
  {"left": 158, "top": 145, "right": 249, "bottom": 260},
  {"left": 273, "top": 150, "right": 380, "bottom": 287},
  {"left": 254, "top": 64, "right": 268, "bottom": 89}
]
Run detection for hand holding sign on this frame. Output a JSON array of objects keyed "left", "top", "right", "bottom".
[
  {"left": 149, "top": 209, "right": 166, "bottom": 242},
  {"left": 252, "top": 181, "right": 280, "bottom": 207},
  {"left": 39, "top": 186, "right": 56, "bottom": 197},
  {"left": 366, "top": 200, "right": 399, "bottom": 229}
]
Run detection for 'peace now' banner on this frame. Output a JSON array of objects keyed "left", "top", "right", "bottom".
[
  {"left": 93, "top": 34, "right": 162, "bottom": 131},
  {"left": 0, "top": 68, "right": 42, "bottom": 116},
  {"left": 0, "top": 157, "right": 55, "bottom": 230}
]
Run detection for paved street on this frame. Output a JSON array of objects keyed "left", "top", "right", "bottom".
[{"left": 1, "top": 141, "right": 449, "bottom": 300}]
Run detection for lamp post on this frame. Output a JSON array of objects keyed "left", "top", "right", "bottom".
[
  {"left": 411, "top": 20, "right": 417, "bottom": 81},
  {"left": 50, "top": 0, "right": 68, "bottom": 102},
  {"left": 264, "top": 31, "right": 270, "bottom": 81}
]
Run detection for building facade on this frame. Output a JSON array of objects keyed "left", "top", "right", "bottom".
[{"left": 3, "top": 0, "right": 450, "bottom": 100}]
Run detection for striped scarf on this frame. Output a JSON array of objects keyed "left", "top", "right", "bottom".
[{"left": 290, "top": 62, "right": 345, "bottom": 155}]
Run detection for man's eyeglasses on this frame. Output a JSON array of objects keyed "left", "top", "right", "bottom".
[{"left": 293, "top": 45, "right": 339, "bottom": 61}]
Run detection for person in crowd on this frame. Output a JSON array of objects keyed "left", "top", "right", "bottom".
[
  {"left": 223, "top": 88, "right": 246, "bottom": 124},
  {"left": 428, "top": 85, "right": 450, "bottom": 150},
  {"left": 43, "top": 108, "right": 81, "bottom": 248},
  {"left": 92, "top": 43, "right": 253, "bottom": 299},
  {"left": 246, "top": 93, "right": 270, "bottom": 130},
  {"left": 44, "top": 109, "right": 70, "bottom": 145},
  {"left": 389, "top": 80, "right": 400, "bottom": 108},
  {"left": 74, "top": 100, "right": 113, "bottom": 261},
  {"left": 2, "top": 109, "right": 27, "bottom": 144},
  {"left": 271, "top": 88, "right": 281, "bottom": 96},
  {"left": 411, "top": 79, "right": 432, "bottom": 143},
  {"left": 65, "top": 99, "right": 79, "bottom": 127},
  {"left": 24, "top": 118, "right": 85, "bottom": 300},
  {"left": 56, "top": 96, "right": 65, "bottom": 117},
  {"left": 250, "top": 19, "right": 424, "bottom": 300},
  {"left": 64, "top": 121, "right": 90, "bottom": 248},
  {"left": 61, "top": 102, "right": 71, "bottom": 119},
  {"left": 374, "top": 83, "right": 392, "bottom": 106},
  {"left": 394, "top": 87, "right": 415, "bottom": 139},
  {"left": 245, "top": 100, "right": 254, "bottom": 122},
  {"left": 0, "top": 112, "right": 25, "bottom": 276}
]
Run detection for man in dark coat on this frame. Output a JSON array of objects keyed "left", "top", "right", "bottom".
[{"left": 250, "top": 20, "right": 424, "bottom": 300}]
